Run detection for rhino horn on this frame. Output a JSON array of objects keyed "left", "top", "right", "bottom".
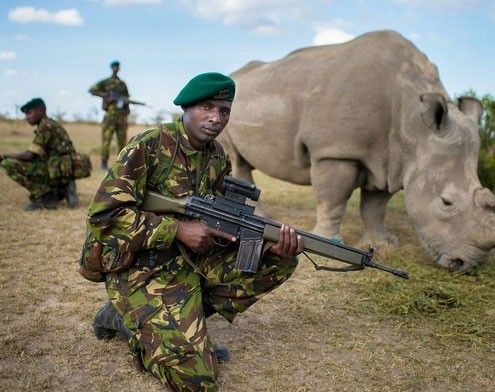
[
  {"left": 458, "top": 96, "right": 483, "bottom": 124},
  {"left": 420, "top": 93, "right": 448, "bottom": 131}
]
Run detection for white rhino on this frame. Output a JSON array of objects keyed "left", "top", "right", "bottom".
[{"left": 219, "top": 30, "right": 495, "bottom": 271}]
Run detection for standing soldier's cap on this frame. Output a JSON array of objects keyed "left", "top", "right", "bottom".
[
  {"left": 173, "top": 72, "right": 236, "bottom": 106},
  {"left": 110, "top": 60, "right": 120, "bottom": 67},
  {"left": 20, "top": 98, "right": 46, "bottom": 113}
]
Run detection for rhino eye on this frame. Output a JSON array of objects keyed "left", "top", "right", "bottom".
[{"left": 441, "top": 196, "right": 453, "bottom": 207}]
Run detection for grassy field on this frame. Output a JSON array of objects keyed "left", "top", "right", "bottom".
[{"left": 1, "top": 118, "right": 495, "bottom": 391}]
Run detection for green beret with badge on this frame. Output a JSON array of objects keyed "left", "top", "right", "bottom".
[
  {"left": 20, "top": 98, "right": 46, "bottom": 113},
  {"left": 173, "top": 72, "right": 236, "bottom": 106},
  {"left": 110, "top": 60, "right": 120, "bottom": 68}
]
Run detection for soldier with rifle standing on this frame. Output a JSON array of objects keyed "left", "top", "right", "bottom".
[{"left": 90, "top": 60, "right": 134, "bottom": 170}]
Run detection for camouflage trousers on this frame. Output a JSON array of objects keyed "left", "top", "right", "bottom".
[
  {"left": 1, "top": 157, "right": 56, "bottom": 199},
  {"left": 101, "top": 110, "right": 128, "bottom": 163},
  {"left": 106, "top": 244, "right": 298, "bottom": 391}
]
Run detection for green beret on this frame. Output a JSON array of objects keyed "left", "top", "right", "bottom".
[
  {"left": 110, "top": 61, "right": 120, "bottom": 67},
  {"left": 20, "top": 98, "right": 46, "bottom": 113},
  {"left": 173, "top": 72, "right": 235, "bottom": 106}
]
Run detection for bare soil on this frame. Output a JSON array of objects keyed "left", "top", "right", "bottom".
[{"left": 1, "top": 119, "right": 494, "bottom": 392}]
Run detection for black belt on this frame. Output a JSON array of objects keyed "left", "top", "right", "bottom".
[{"left": 134, "top": 247, "right": 180, "bottom": 268}]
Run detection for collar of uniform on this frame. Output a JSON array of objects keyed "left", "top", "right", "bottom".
[{"left": 35, "top": 116, "right": 49, "bottom": 133}]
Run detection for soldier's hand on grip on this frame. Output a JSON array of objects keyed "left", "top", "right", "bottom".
[{"left": 176, "top": 220, "right": 236, "bottom": 254}]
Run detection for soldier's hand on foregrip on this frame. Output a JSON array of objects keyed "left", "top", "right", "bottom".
[
  {"left": 176, "top": 220, "right": 236, "bottom": 254},
  {"left": 268, "top": 224, "right": 304, "bottom": 259}
]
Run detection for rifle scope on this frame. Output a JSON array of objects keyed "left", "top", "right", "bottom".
[{"left": 223, "top": 176, "right": 261, "bottom": 203}]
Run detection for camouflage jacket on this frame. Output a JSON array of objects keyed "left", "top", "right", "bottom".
[
  {"left": 28, "top": 116, "right": 76, "bottom": 159},
  {"left": 89, "top": 76, "right": 130, "bottom": 114},
  {"left": 87, "top": 118, "right": 232, "bottom": 254}
]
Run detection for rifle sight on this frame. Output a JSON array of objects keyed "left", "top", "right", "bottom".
[{"left": 223, "top": 176, "right": 261, "bottom": 204}]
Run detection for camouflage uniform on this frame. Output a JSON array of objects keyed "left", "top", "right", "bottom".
[
  {"left": 87, "top": 119, "right": 298, "bottom": 391},
  {"left": 90, "top": 76, "right": 130, "bottom": 163},
  {"left": 1, "top": 116, "right": 76, "bottom": 200}
]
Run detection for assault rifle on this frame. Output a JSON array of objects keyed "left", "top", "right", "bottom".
[
  {"left": 141, "top": 176, "right": 410, "bottom": 279},
  {"left": 100, "top": 92, "right": 148, "bottom": 107}
]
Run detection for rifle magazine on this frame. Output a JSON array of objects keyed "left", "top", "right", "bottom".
[{"left": 235, "top": 238, "right": 264, "bottom": 273}]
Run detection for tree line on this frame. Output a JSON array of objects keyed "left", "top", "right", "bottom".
[{"left": 460, "top": 91, "right": 495, "bottom": 190}]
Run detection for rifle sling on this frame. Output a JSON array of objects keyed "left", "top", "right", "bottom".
[
  {"left": 176, "top": 242, "right": 234, "bottom": 286},
  {"left": 303, "top": 251, "right": 364, "bottom": 272}
]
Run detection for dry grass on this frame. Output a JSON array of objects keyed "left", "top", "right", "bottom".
[{"left": 1, "top": 119, "right": 494, "bottom": 392}]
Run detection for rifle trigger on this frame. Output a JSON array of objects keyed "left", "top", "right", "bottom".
[{"left": 213, "top": 237, "right": 230, "bottom": 247}]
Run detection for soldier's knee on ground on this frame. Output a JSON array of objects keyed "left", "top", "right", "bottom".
[
  {"left": 150, "top": 360, "right": 219, "bottom": 392},
  {"left": 139, "top": 341, "right": 219, "bottom": 391}
]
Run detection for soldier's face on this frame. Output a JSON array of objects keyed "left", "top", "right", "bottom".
[
  {"left": 25, "top": 107, "right": 45, "bottom": 126},
  {"left": 182, "top": 99, "right": 232, "bottom": 150}
]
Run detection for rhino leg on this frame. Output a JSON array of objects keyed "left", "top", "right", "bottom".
[
  {"left": 360, "top": 189, "right": 399, "bottom": 245},
  {"left": 310, "top": 159, "right": 360, "bottom": 240}
]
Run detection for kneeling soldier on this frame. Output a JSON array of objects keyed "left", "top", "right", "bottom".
[
  {"left": 0, "top": 98, "right": 79, "bottom": 210},
  {"left": 85, "top": 73, "right": 303, "bottom": 391}
]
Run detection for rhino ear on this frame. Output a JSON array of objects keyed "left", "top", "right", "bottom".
[
  {"left": 420, "top": 93, "right": 448, "bottom": 132},
  {"left": 458, "top": 96, "right": 483, "bottom": 124}
]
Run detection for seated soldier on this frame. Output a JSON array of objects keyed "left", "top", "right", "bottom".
[{"left": 0, "top": 98, "right": 79, "bottom": 210}]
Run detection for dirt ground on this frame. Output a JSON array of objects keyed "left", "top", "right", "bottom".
[{"left": 1, "top": 119, "right": 495, "bottom": 392}]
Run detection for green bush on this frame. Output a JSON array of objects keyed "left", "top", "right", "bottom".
[{"left": 457, "top": 91, "right": 495, "bottom": 191}]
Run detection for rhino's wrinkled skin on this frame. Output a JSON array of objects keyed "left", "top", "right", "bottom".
[{"left": 219, "top": 30, "right": 495, "bottom": 271}]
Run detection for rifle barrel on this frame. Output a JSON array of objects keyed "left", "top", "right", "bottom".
[{"left": 262, "top": 223, "right": 365, "bottom": 265}]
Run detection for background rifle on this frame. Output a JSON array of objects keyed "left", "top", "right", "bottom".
[
  {"left": 141, "top": 176, "right": 410, "bottom": 279},
  {"left": 102, "top": 92, "right": 148, "bottom": 107}
]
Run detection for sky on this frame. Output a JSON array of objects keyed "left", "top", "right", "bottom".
[{"left": 0, "top": 0, "right": 494, "bottom": 123}]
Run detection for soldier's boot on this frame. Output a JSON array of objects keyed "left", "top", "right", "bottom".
[
  {"left": 93, "top": 302, "right": 132, "bottom": 341},
  {"left": 64, "top": 181, "right": 79, "bottom": 208},
  {"left": 214, "top": 343, "right": 231, "bottom": 363},
  {"left": 24, "top": 192, "right": 58, "bottom": 211},
  {"left": 24, "top": 199, "right": 43, "bottom": 211},
  {"left": 93, "top": 303, "right": 145, "bottom": 372},
  {"left": 95, "top": 302, "right": 231, "bottom": 362},
  {"left": 100, "top": 161, "right": 108, "bottom": 171}
]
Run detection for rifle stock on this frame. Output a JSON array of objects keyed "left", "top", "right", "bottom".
[
  {"left": 142, "top": 192, "right": 187, "bottom": 214},
  {"left": 141, "top": 179, "right": 409, "bottom": 280}
]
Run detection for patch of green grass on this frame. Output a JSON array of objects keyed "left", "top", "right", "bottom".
[{"left": 315, "top": 254, "right": 495, "bottom": 348}]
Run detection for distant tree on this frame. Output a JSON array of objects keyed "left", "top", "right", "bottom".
[
  {"left": 52, "top": 108, "right": 67, "bottom": 123},
  {"left": 72, "top": 113, "right": 85, "bottom": 123},
  {"left": 151, "top": 110, "right": 167, "bottom": 125},
  {"left": 128, "top": 112, "right": 138, "bottom": 125},
  {"left": 87, "top": 106, "right": 101, "bottom": 123},
  {"left": 457, "top": 91, "right": 495, "bottom": 190}
]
